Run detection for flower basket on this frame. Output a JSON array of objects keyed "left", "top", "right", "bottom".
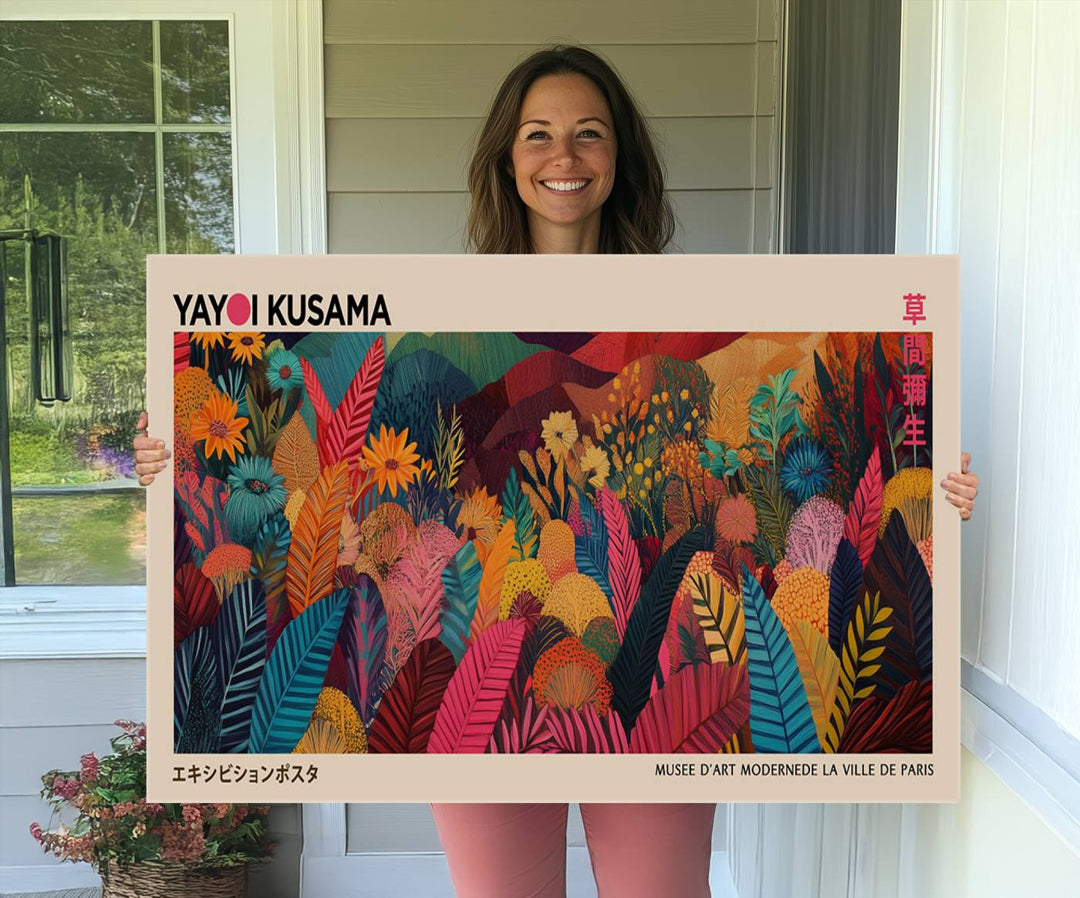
[
  {"left": 30, "top": 721, "right": 275, "bottom": 891},
  {"left": 101, "top": 860, "right": 247, "bottom": 898}
]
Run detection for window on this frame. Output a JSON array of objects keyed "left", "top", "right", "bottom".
[{"left": 1, "top": 18, "right": 235, "bottom": 585}]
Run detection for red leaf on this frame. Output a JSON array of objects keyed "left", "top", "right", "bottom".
[
  {"left": 368, "top": 638, "right": 456, "bottom": 754},
  {"left": 299, "top": 356, "right": 333, "bottom": 467},
  {"left": 545, "top": 705, "right": 629, "bottom": 753},
  {"left": 325, "top": 337, "right": 385, "bottom": 469},
  {"left": 838, "top": 679, "right": 932, "bottom": 753},
  {"left": 174, "top": 563, "right": 219, "bottom": 649},
  {"left": 629, "top": 662, "right": 750, "bottom": 753},
  {"left": 174, "top": 332, "right": 190, "bottom": 374},
  {"left": 636, "top": 536, "right": 662, "bottom": 583},
  {"left": 843, "top": 447, "right": 883, "bottom": 567},
  {"left": 600, "top": 487, "right": 641, "bottom": 641},
  {"left": 427, "top": 618, "right": 528, "bottom": 753}
]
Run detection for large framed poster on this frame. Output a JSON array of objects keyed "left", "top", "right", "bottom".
[{"left": 146, "top": 255, "right": 960, "bottom": 803}]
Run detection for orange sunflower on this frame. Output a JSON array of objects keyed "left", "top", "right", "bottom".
[
  {"left": 189, "top": 393, "right": 249, "bottom": 462},
  {"left": 226, "top": 332, "right": 266, "bottom": 365},
  {"left": 456, "top": 485, "right": 502, "bottom": 545},
  {"left": 190, "top": 332, "right": 226, "bottom": 351},
  {"left": 361, "top": 424, "right": 421, "bottom": 497}
]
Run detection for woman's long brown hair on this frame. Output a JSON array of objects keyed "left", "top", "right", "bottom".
[{"left": 466, "top": 45, "right": 676, "bottom": 254}]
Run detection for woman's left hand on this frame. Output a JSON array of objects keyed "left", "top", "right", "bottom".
[{"left": 941, "top": 452, "right": 979, "bottom": 521}]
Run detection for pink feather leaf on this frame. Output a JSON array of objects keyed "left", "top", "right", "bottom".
[{"left": 427, "top": 618, "right": 528, "bottom": 753}]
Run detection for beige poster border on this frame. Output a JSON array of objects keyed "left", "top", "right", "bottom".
[{"left": 146, "top": 254, "right": 961, "bottom": 803}]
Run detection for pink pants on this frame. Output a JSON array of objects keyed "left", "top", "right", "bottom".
[{"left": 430, "top": 803, "right": 717, "bottom": 898}]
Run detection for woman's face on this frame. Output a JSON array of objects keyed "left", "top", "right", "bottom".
[{"left": 509, "top": 73, "right": 617, "bottom": 235}]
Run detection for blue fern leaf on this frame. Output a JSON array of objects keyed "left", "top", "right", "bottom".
[
  {"left": 741, "top": 564, "right": 819, "bottom": 753},
  {"left": 213, "top": 579, "right": 267, "bottom": 753},
  {"left": 575, "top": 495, "right": 612, "bottom": 598},
  {"left": 439, "top": 541, "right": 482, "bottom": 663},
  {"left": 248, "top": 589, "right": 350, "bottom": 753}
]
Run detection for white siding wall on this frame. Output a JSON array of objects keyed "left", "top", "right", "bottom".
[
  {"left": 324, "top": 0, "right": 782, "bottom": 253},
  {"left": 928, "top": 0, "right": 1080, "bottom": 738},
  {"left": 0, "top": 658, "right": 300, "bottom": 897}
]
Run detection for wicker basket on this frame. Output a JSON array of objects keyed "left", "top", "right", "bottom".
[{"left": 100, "top": 861, "right": 247, "bottom": 898}]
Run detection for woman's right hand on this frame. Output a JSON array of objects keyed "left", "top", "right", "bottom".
[{"left": 133, "top": 411, "right": 171, "bottom": 486}]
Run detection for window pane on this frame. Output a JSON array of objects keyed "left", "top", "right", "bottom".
[
  {"left": 0, "top": 21, "right": 154, "bottom": 124},
  {"left": 164, "top": 133, "right": 235, "bottom": 252},
  {"left": 160, "top": 20, "right": 232, "bottom": 124},
  {"left": 2, "top": 132, "right": 155, "bottom": 583},
  {"left": 12, "top": 492, "right": 145, "bottom": 585}
]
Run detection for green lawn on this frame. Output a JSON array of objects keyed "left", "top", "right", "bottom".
[{"left": 13, "top": 492, "right": 145, "bottom": 585}]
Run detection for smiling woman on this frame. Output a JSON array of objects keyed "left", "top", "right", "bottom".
[
  {"left": 509, "top": 73, "right": 617, "bottom": 251},
  {"left": 466, "top": 45, "right": 674, "bottom": 255}
]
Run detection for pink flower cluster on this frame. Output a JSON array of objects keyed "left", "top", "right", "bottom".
[
  {"left": 80, "top": 753, "right": 99, "bottom": 782},
  {"left": 29, "top": 823, "right": 96, "bottom": 864},
  {"left": 31, "top": 723, "right": 273, "bottom": 872},
  {"left": 108, "top": 798, "right": 165, "bottom": 820},
  {"left": 52, "top": 777, "right": 80, "bottom": 801},
  {"left": 159, "top": 820, "right": 207, "bottom": 863},
  {"left": 113, "top": 719, "right": 147, "bottom": 751}
]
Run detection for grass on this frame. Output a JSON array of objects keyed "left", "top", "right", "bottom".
[{"left": 13, "top": 492, "right": 145, "bottom": 585}]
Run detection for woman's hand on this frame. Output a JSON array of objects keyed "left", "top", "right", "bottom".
[
  {"left": 133, "top": 411, "right": 171, "bottom": 486},
  {"left": 941, "top": 451, "right": 978, "bottom": 521}
]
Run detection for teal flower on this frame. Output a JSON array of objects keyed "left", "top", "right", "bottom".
[
  {"left": 225, "top": 456, "right": 287, "bottom": 546},
  {"left": 699, "top": 439, "right": 743, "bottom": 478},
  {"left": 779, "top": 438, "right": 832, "bottom": 503},
  {"left": 266, "top": 348, "right": 303, "bottom": 395}
]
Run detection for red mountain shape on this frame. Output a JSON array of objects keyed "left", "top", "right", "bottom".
[
  {"left": 501, "top": 349, "right": 612, "bottom": 407},
  {"left": 570, "top": 332, "right": 744, "bottom": 372}
]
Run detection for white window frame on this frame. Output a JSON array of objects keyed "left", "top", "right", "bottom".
[
  {"left": 0, "top": 0, "right": 326, "bottom": 658},
  {"left": 896, "top": 0, "right": 1080, "bottom": 853}
]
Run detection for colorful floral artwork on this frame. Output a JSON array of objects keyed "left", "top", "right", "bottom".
[{"left": 173, "top": 330, "right": 933, "bottom": 756}]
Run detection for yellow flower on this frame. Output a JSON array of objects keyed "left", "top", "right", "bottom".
[
  {"left": 680, "top": 388, "right": 690, "bottom": 400},
  {"left": 189, "top": 393, "right": 248, "bottom": 462},
  {"left": 190, "top": 332, "right": 225, "bottom": 351},
  {"left": 457, "top": 485, "right": 503, "bottom": 545},
  {"left": 661, "top": 390, "right": 670, "bottom": 402},
  {"left": 226, "top": 332, "right": 266, "bottom": 364},
  {"left": 541, "top": 411, "right": 578, "bottom": 462},
  {"left": 362, "top": 424, "right": 421, "bottom": 497},
  {"left": 660, "top": 438, "right": 701, "bottom": 484},
  {"left": 580, "top": 443, "right": 610, "bottom": 489}
]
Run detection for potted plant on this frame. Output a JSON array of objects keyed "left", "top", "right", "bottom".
[{"left": 30, "top": 720, "right": 275, "bottom": 897}]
